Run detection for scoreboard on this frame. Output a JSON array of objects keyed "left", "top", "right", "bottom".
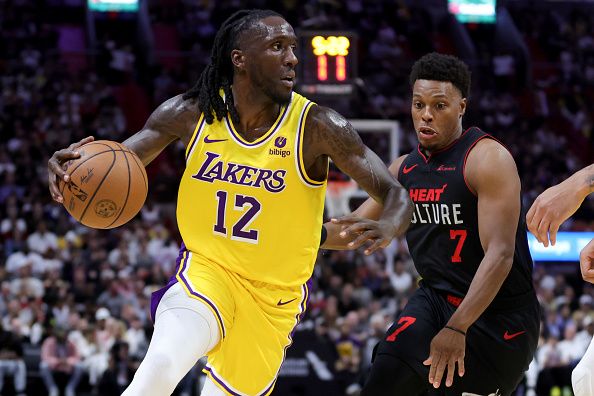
[{"left": 297, "top": 31, "right": 358, "bottom": 96}]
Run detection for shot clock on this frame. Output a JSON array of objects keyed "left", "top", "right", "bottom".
[{"left": 297, "top": 31, "right": 358, "bottom": 96}]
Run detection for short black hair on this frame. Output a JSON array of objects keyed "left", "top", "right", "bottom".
[
  {"left": 183, "top": 9, "right": 282, "bottom": 124},
  {"left": 409, "top": 52, "right": 471, "bottom": 98}
]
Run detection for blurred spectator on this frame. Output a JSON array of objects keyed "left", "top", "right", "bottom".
[
  {"left": 6, "top": 245, "right": 42, "bottom": 275},
  {"left": 97, "top": 341, "right": 137, "bottom": 395},
  {"left": 40, "top": 326, "right": 83, "bottom": 396},
  {"left": 26, "top": 221, "right": 58, "bottom": 256},
  {"left": 0, "top": 172, "right": 25, "bottom": 204},
  {"left": 140, "top": 200, "right": 160, "bottom": 226},
  {"left": 97, "top": 280, "right": 126, "bottom": 318},
  {"left": 575, "top": 316, "right": 594, "bottom": 357},
  {"left": 10, "top": 261, "right": 44, "bottom": 299},
  {"left": 361, "top": 312, "right": 389, "bottom": 373},
  {"left": 558, "top": 322, "right": 583, "bottom": 365},
  {"left": 572, "top": 294, "right": 594, "bottom": 324},
  {"left": 124, "top": 316, "right": 147, "bottom": 359},
  {"left": 0, "top": 322, "right": 26, "bottom": 396},
  {"left": 334, "top": 311, "right": 363, "bottom": 394},
  {"left": 1, "top": 204, "right": 27, "bottom": 254},
  {"left": 386, "top": 258, "right": 413, "bottom": 296},
  {"left": 338, "top": 283, "right": 360, "bottom": 317}
]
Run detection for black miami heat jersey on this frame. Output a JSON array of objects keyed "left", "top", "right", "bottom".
[{"left": 397, "top": 127, "right": 534, "bottom": 303}]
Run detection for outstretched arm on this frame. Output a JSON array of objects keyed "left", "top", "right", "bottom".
[
  {"left": 321, "top": 155, "right": 408, "bottom": 252},
  {"left": 48, "top": 95, "right": 198, "bottom": 203},
  {"left": 527, "top": 164, "right": 594, "bottom": 246},
  {"left": 306, "top": 106, "right": 413, "bottom": 254}
]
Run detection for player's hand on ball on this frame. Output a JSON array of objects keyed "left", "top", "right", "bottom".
[
  {"left": 580, "top": 239, "right": 594, "bottom": 284},
  {"left": 423, "top": 327, "right": 465, "bottom": 389},
  {"left": 48, "top": 136, "right": 95, "bottom": 203},
  {"left": 52, "top": 140, "right": 147, "bottom": 229},
  {"left": 331, "top": 215, "right": 397, "bottom": 255}
]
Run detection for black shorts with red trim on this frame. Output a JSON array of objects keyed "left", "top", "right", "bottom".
[{"left": 372, "top": 284, "right": 540, "bottom": 396}]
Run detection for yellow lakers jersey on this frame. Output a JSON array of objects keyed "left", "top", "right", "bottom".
[{"left": 177, "top": 92, "right": 327, "bottom": 287}]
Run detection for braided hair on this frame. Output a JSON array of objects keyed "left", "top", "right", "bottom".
[{"left": 182, "top": 9, "right": 282, "bottom": 125}]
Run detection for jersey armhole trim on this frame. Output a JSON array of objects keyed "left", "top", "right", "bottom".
[
  {"left": 463, "top": 135, "right": 493, "bottom": 197},
  {"left": 295, "top": 102, "right": 326, "bottom": 187},
  {"left": 185, "top": 113, "right": 205, "bottom": 161},
  {"left": 396, "top": 156, "right": 408, "bottom": 183}
]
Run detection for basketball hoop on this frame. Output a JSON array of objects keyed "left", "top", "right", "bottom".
[{"left": 325, "top": 180, "right": 358, "bottom": 218}]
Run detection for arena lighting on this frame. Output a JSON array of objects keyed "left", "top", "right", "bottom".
[
  {"left": 88, "top": 0, "right": 139, "bottom": 12},
  {"left": 528, "top": 232, "right": 594, "bottom": 261},
  {"left": 448, "top": 0, "right": 497, "bottom": 24}
]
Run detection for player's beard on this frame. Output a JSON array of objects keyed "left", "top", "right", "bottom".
[
  {"left": 255, "top": 73, "right": 291, "bottom": 106},
  {"left": 264, "top": 84, "right": 291, "bottom": 106}
]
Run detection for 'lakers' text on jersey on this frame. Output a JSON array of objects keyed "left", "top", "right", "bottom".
[
  {"left": 398, "top": 127, "right": 534, "bottom": 304},
  {"left": 177, "top": 92, "right": 327, "bottom": 287}
]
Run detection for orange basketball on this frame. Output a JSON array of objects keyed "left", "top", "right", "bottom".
[{"left": 58, "top": 140, "right": 148, "bottom": 229}]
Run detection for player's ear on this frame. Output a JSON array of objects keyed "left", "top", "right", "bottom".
[
  {"left": 459, "top": 98, "right": 467, "bottom": 118},
  {"left": 231, "top": 49, "right": 245, "bottom": 70}
]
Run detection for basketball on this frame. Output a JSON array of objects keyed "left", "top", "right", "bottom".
[{"left": 58, "top": 140, "right": 148, "bottom": 229}]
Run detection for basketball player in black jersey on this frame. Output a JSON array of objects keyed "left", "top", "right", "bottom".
[{"left": 324, "top": 53, "right": 540, "bottom": 395}]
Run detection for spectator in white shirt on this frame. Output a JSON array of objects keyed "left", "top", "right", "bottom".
[
  {"left": 0, "top": 204, "right": 27, "bottom": 238},
  {"left": 575, "top": 316, "right": 594, "bottom": 358},
  {"left": 386, "top": 259, "right": 413, "bottom": 296},
  {"left": 10, "top": 262, "right": 44, "bottom": 299},
  {"left": 124, "top": 317, "right": 147, "bottom": 359},
  {"left": 558, "top": 322, "right": 584, "bottom": 364},
  {"left": 26, "top": 221, "right": 58, "bottom": 255},
  {"left": 5, "top": 246, "right": 43, "bottom": 275}
]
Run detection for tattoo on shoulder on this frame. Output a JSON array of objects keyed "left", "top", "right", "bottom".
[
  {"left": 148, "top": 95, "right": 199, "bottom": 139},
  {"left": 309, "top": 106, "right": 364, "bottom": 158}
]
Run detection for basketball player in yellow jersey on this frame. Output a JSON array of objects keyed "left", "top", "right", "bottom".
[{"left": 48, "top": 9, "right": 413, "bottom": 396}]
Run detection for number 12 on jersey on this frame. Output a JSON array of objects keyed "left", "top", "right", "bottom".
[{"left": 214, "top": 190, "right": 261, "bottom": 244}]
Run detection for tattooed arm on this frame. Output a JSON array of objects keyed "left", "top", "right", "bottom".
[
  {"left": 303, "top": 105, "right": 413, "bottom": 253},
  {"left": 121, "top": 95, "right": 198, "bottom": 165},
  {"left": 322, "top": 155, "right": 409, "bottom": 251},
  {"left": 48, "top": 95, "right": 199, "bottom": 203}
]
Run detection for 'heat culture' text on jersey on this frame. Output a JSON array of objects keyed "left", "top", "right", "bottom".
[
  {"left": 397, "top": 127, "right": 534, "bottom": 304},
  {"left": 177, "top": 92, "right": 327, "bottom": 287}
]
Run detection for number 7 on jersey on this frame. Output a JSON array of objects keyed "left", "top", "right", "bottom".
[{"left": 450, "top": 229, "right": 467, "bottom": 263}]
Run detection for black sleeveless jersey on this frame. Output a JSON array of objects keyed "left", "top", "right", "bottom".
[{"left": 397, "top": 127, "right": 534, "bottom": 302}]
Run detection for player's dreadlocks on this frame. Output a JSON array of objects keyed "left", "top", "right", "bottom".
[
  {"left": 409, "top": 52, "right": 471, "bottom": 98},
  {"left": 182, "top": 9, "right": 282, "bottom": 125}
]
